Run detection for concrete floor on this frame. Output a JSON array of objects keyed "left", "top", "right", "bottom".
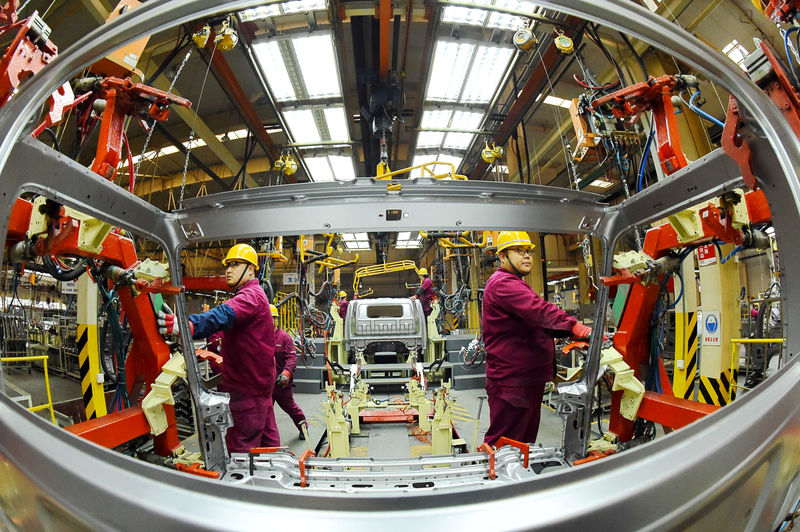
[{"left": 2, "top": 365, "right": 593, "bottom": 456}]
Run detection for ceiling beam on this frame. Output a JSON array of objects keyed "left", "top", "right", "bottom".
[
  {"left": 378, "top": 0, "right": 392, "bottom": 81},
  {"left": 134, "top": 156, "right": 274, "bottom": 196},
  {"left": 78, "top": 0, "right": 261, "bottom": 190},
  {"left": 201, "top": 41, "right": 282, "bottom": 171}
]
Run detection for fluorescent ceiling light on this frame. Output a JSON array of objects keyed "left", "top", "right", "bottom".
[
  {"left": 252, "top": 41, "right": 296, "bottom": 101},
  {"left": 543, "top": 95, "right": 572, "bottom": 108},
  {"left": 305, "top": 154, "right": 356, "bottom": 182},
  {"left": 239, "top": 5, "right": 280, "bottom": 21},
  {"left": 304, "top": 156, "right": 334, "bottom": 182},
  {"left": 283, "top": 109, "right": 320, "bottom": 143},
  {"left": 396, "top": 231, "right": 422, "bottom": 249},
  {"left": 487, "top": 0, "right": 534, "bottom": 29},
  {"left": 443, "top": 110, "right": 482, "bottom": 149},
  {"left": 421, "top": 108, "right": 453, "bottom": 129},
  {"left": 461, "top": 45, "right": 514, "bottom": 104},
  {"left": 328, "top": 154, "right": 356, "bottom": 180},
  {"left": 292, "top": 34, "right": 341, "bottom": 99},
  {"left": 416, "top": 131, "right": 445, "bottom": 148},
  {"left": 426, "top": 41, "right": 475, "bottom": 102},
  {"left": 323, "top": 107, "right": 349, "bottom": 142},
  {"left": 442, "top": 0, "right": 490, "bottom": 25},
  {"left": 282, "top": 0, "right": 327, "bottom": 15},
  {"left": 239, "top": 0, "right": 326, "bottom": 21}
]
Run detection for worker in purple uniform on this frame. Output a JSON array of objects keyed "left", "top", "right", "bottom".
[
  {"left": 337, "top": 290, "right": 349, "bottom": 320},
  {"left": 411, "top": 267, "right": 436, "bottom": 317},
  {"left": 270, "top": 304, "right": 308, "bottom": 440},
  {"left": 158, "top": 243, "right": 279, "bottom": 452},
  {"left": 481, "top": 231, "right": 593, "bottom": 446}
]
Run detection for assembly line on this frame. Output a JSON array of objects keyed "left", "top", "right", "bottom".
[{"left": 1, "top": 0, "right": 800, "bottom": 530}]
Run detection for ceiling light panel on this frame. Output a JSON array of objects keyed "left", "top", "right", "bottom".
[
  {"left": 283, "top": 109, "right": 321, "bottom": 143},
  {"left": 442, "top": 0, "right": 490, "bottom": 25},
  {"left": 323, "top": 107, "right": 350, "bottom": 142},
  {"left": 239, "top": 5, "right": 280, "bottom": 21},
  {"left": 282, "top": 0, "right": 327, "bottom": 15},
  {"left": 304, "top": 156, "right": 334, "bottom": 182},
  {"left": 487, "top": 0, "right": 535, "bottom": 29},
  {"left": 416, "top": 131, "right": 445, "bottom": 148},
  {"left": 291, "top": 34, "right": 341, "bottom": 99},
  {"left": 543, "top": 95, "right": 572, "bottom": 108},
  {"left": 328, "top": 155, "right": 356, "bottom": 180},
  {"left": 443, "top": 110, "right": 482, "bottom": 149},
  {"left": 252, "top": 41, "right": 296, "bottom": 101},
  {"left": 461, "top": 45, "right": 514, "bottom": 104},
  {"left": 426, "top": 41, "right": 475, "bottom": 102}
]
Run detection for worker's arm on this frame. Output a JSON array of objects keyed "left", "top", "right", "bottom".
[
  {"left": 188, "top": 304, "right": 236, "bottom": 339},
  {"left": 281, "top": 331, "right": 298, "bottom": 375},
  {"left": 496, "top": 277, "right": 577, "bottom": 331}
]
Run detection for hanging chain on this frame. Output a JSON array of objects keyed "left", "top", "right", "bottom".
[
  {"left": 134, "top": 49, "right": 193, "bottom": 181},
  {"left": 179, "top": 45, "right": 217, "bottom": 207}
]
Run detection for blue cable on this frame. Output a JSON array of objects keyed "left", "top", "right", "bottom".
[
  {"left": 688, "top": 91, "right": 725, "bottom": 129},
  {"left": 637, "top": 122, "right": 655, "bottom": 192},
  {"left": 720, "top": 244, "right": 743, "bottom": 264},
  {"left": 784, "top": 27, "right": 800, "bottom": 87},
  {"left": 667, "top": 270, "right": 684, "bottom": 310},
  {"left": 779, "top": 495, "right": 800, "bottom": 531}
]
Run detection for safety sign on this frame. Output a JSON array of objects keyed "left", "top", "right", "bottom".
[{"left": 702, "top": 310, "right": 721, "bottom": 346}]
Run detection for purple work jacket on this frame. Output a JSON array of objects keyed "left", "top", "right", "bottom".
[
  {"left": 220, "top": 279, "right": 276, "bottom": 396},
  {"left": 482, "top": 269, "right": 577, "bottom": 386},
  {"left": 274, "top": 328, "right": 297, "bottom": 375},
  {"left": 418, "top": 277, "right": 435, "bottom": 315},
  {"left": 338, "top": 299, "right": 349, "bottom": 320}
]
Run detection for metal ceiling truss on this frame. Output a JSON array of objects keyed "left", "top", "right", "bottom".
[{"left": 1, "top": 0, "right": 800, "bottom": 529}]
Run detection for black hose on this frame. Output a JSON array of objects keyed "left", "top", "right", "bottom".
[
  {"left": 618, "top": 31, "right": 648, "bottom": 82},
  {"left": 39, "top": 127, "right": 60, "bottom": 152},
  {"left": 42, "top": 255, "right": 88, "bottom": 281}
]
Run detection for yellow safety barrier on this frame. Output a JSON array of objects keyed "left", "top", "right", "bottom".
[
  {"left": 420, "top": 230, "right": 488, "bottom": 249},
  {"left": 729, "top": 338, "right": 785, "bottom": 394},
  {"left": 1, "top": 355, "right": 57, "bottom": 424},
  {"left": 275, "top": 291, "right": 301, "bottom": 336},
  {"left": 373, "top": 161, "right": 468, "bottom": 181}
]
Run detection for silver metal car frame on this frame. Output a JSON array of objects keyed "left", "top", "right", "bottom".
[{"left": 1, "top": 0, "right": 800, "bottom": 529}]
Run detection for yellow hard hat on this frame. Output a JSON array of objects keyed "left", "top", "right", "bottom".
[
  {"left": 418, "top": 268, "right": 428, "bottom": 276},
  {"left": 270, "top": 304, "right": 279, "bottom": 317},
  {"left": 222, "top": 243, "right": 259, "bottom": 270},
  {"left": 338, "top": 291, "right": 347, "bottom": 298},
  {"left": 496, "top": 231, "right": 534, "bottom": 253}
]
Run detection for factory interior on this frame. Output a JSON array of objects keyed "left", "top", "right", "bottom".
[{"left": 1, "top": 0, "right": 800, "bottom": 529}]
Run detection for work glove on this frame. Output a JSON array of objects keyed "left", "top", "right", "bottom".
[
  {"left": 570, "top": 322, "right": 592, "bottom": 339},
  {"left": 275, "top": 370, "right": 291, "bottom": 388},
  {"left": 157, "top": 303, "right": 193, "bottom": 337}
]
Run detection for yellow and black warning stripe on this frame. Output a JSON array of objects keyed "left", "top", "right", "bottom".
[
  {"left": 698, "top": 369, "right": 738, "bottom": 406},
  {"left": 674, "top": 311, "right": 698, "bottom": 400},
  {"left": 77, "top": 324, "right": 105, "bottom": 419}
]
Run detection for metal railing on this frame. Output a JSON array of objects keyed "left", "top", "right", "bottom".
[
  {"left": 1, "top": 355, "right": 57, "bottom": 424},
  {"left": 728, "top": 338, "right": 785, "bottom": 395}
]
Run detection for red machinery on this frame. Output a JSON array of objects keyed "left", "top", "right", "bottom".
[
  {"left": 766, "top": 0, "right": 800, "bottom": 23},
  {"left": 600, "top": 188, "right": 772, "bottom": 441},
  {"left": 591, "top": 74, "right": 698, "bottom": 175}
]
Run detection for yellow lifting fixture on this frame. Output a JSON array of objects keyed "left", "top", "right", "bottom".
[
  {"left": 353, "top": 260, "right": 421, "bottom": 294},
  {"left": 420, "top": 230, "right": 489, "bottom": 251},
  {"left": 373, "top": 161, "right": 468, "bottom": 181},
  {"left": 315, "top": 233, "right": 359, "bottom": 272}
]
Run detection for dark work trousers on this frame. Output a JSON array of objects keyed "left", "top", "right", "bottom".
[
  {"left": 225, "top": 391, "right": 280, "bottom": 452},
  {"left": 483, "top": 378, "right": 547, "bottom": 446},
  {"left": 273, "top": 384, "right": 306, "bottom": 429}
]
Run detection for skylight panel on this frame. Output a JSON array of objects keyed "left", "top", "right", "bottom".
[
  {"left": 722, "top": 39, "right": 749, "bottom": 70},
  {"left": 328, "top": 155, "right": 356, "bottom": 180},
  {"left": 426, "top": 40, "right": 475, "bottom": 102},
  {"left": 443, "top": 110, "right": 482, "bottom": 149},
  {"left": 292, "top": 34, "right": 341, "bottom": 99},
  {"left": 416, "top": 131, "right": 445, "bottom": 148},
  {"left": 421, "top": 108, "right": 453, "bottom": 129},
  {"left": 252, "top": 41, "right": 296, "bottom": 101},
  {"left": 282, "top": 0, "right": 327, "bottom": 15},
  {"left": 487, "top": 0, "right": 534, "bottom": 30},
  {"left": 283, "top": 109, "right": 321, "bottom": 143},
  {"left": 304, "top": 156, "right": 334, "bottom": 182},
  {"left": 435, "top": 154, "right": 464, "bottom": 177},
  {"left": 442, "top": 0, "right": 490, "bottom": 26},
  {"left": 543, "top": 95, "right": 572, "bottom": 108},
  {"left": 239, "top": 5, "right": 281, "bottom": 22},
  {"left": 323, "top": 107, "right": 349, "bottom": 142},
  {"left": 396, "top": 232, "right": 422, "bottom": 249},
  {"left": 461, "top": 45, "right": 514, "bottom": 104}
]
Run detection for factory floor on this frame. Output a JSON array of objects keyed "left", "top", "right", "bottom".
[{"left": 2, "top": 365, "right": 574, "bottom": 456}]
